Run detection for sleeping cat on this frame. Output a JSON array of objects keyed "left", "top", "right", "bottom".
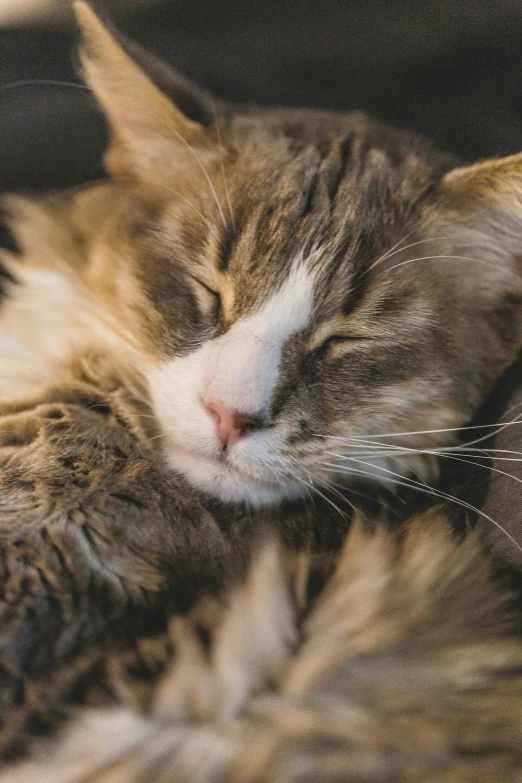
[{"left": 1, "top": 2, "right": 522, "bottom": 778}]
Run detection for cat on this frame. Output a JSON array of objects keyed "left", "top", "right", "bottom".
[
  {"left": 4, "top": 511, "right": 522, "bottom": 783},
  {"left": 1, "top": 1, "right": 522, "bottom": 777}
]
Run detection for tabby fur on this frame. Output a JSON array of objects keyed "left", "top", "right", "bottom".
[
  {"left": 3, "top": 514, "right": 522, "bottom": 783},
  {"left": 1, "top": 3, "right": 522, "bottom": 779}
]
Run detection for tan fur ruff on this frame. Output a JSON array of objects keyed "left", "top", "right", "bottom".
[{"left": 3, "top": 513, "right": 522, "bottom": 783}]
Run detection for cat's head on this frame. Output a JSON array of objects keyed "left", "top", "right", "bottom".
[{"left": 9, "top": 3, "right": 522, "bottom": 506}]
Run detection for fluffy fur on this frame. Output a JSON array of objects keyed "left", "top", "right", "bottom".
[
  {"left": 2, "top": 4, "right": 522, "bottom": 779},
  {"left": 3, "top": 514, "right": 522, "bottom": 783}
]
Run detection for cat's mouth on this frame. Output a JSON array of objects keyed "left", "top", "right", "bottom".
[{"left": 164, "top": 444, "right": 303, "bottom": 506}]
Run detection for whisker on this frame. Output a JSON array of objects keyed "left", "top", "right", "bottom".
[
  {"left": 288, "top": 471, "right": 318, "bottom": 512},
  {"left": 326, "top": 438, "right": 522, "bottom": 461},
  {"left": 323, "top": 445, "right": 522, "bottom": 462},
  {"left": 365, "top": 230, "right": 415, "bottom": 272},
  {"left": 317, "top": 459, "right": 522, "bottom": 555},
  {"left": 138, "top": 432, "right": 166, "bottom": 448},
  {"left": 380, "top": 253, "right": 519, "bottom": 279},
  {"left": 311, "top": 407, "right": 522, "bottom": 445},
  {"left": 150, "top": 111, "right": 228, "bottom": 230},
  {"left": 133, "top": 178, "right": 221, "bottom": 243},
  {"left": 458, "top": 449, "right": 522, "bottom": 460},
  {"left": 306, "top": 484, "right": 350, "bottom": 523},
  {"left": 286, "top": 459, "right": 350, "bottom": 523},
  {"left": 305, "top": 469, "right": 358, "bottom": 515},
  {"left": 352, "top": 417, "right": 522, "bottom": 455},
  {"left": 365, "top": 235, "right": 453, "bottom": 275},
  {"left": 208, "top": 93, "right": 235, "bottom": 231},
  {"left": 0, "top": 79, "right": 89, "bottom": 93},
  {"left": 326, "top": 479, "right": 379, "bottom": 505},
  {"left": 324, "top": 445, "right": 522, "bottom": 489}
]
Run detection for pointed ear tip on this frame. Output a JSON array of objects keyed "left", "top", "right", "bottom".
[
  {"left": 73, "top": 2, "right": 104, "bottom": 37},
  {"left": 72, "top": 1, "right": 92, "bottom": 22},
  {"left": 443, "top": 152, "right": 522, "bottom": 191}
]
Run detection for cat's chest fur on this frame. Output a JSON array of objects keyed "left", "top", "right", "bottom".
[{"left": 0, "top": 264, "right": 96, "bottom": 400}]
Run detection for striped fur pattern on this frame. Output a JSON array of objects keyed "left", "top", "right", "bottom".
[
  {"left": 1, "top": 3, "right": 522, "bottom": 778},
  {"left": 3, "top": 513, "right": 522, "bottom": 783},
  {"left": 0, "top": 355, "right": 254, "bottom": 760}
]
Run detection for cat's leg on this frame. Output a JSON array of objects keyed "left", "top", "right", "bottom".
[{"left": 0, "top": 386, "right": 248, "bottom": 756}]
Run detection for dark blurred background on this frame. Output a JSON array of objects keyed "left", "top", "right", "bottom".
[{"left": 1, "top": 0, "right": 522, "bottom": 193}]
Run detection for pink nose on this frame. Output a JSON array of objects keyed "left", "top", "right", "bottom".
[{"left": 204, "top": 400, "right": 262, "bottom": 449}]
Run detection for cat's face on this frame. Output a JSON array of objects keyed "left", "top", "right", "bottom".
[
  {"left": 80, "top": 130, "right": 522, "bottom": 507},
  {"left": 12, "top": 4, "right": 522, "bottom": 506}
]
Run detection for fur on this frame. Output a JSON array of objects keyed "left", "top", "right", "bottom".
[
  {"left": 1, "top": 4, "right": 522, "bottom": 778},
  {"left": 3, "top": 514, "right": 522, "bottom": 782}
]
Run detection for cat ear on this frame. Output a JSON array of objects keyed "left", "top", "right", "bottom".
[
  {"left": 73, "top": 1, "right": 210, "bottom": 179},
  {"left": 440, "top": 153, "right": 522, "bottom": 280},
  {"left": 113, "top": 32, "right": 217, "bottom": 127},
  {"left": 443, "top": 152, "right": 522, "bottom": 206}
]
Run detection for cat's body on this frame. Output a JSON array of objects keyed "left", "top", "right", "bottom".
[
  {"left": 2, "top": 3, "right": 522, "bottom": 778},
  {"left": 2, "top": 508, "right": 522, "bottom": 783}
]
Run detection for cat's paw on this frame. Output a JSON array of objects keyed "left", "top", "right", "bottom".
[
  {"left": 0, "top": 389, "right": 246, "bottom": 609},
  {"left": 0, "top": 396, "right": 137, "bottom": 523}
]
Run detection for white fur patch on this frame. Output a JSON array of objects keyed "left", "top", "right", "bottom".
[
  {"left": 146, "top": 264, "right": 315, "bottom": 505},
  {"left": 0, "top": 709, "right": 156, "bottom": 783},
  {"left": 0, "top": 267, "right": 94, "bottom": 400},
  {"left": 204, "top": 264, "right": 314, "bottom": 416}
]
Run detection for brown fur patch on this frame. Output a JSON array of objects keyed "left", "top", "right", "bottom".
[{"left": 3, "top": 512, "right": 522, "bottom": 782}]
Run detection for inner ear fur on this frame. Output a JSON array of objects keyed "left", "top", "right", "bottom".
[
  {"left": 443, "top": 152, "right": 522, "bottom": 202},
  {"left": 438, "top": 152, "right": 522, "bottom": 290},
  {"left": 73, "top": 1, "right": 211, "bottom": 179},
  {"left": 442, "top": 152, "right": 522, "bottom": 233}
]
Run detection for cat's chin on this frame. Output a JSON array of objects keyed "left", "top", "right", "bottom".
[{"left": 164, "top": 446, "right": 304, "bottom": 507}]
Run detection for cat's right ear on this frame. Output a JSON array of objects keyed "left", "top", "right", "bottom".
[{"left": 73, "top": 2, "right": 212, "bottom": 180}]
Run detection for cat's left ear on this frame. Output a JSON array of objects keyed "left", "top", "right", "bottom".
[
  {"left": 73, "top": 1, "right": 212, "bottom": 179},
  {"left": 439, "top": 153, "right": 522, "bottom": 293}
]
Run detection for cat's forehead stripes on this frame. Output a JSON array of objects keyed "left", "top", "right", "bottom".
[{"left": 110, "top": 111, "right": 454, "bottom": 365}]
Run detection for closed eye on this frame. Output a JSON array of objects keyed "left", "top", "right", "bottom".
[
  {"left": 308, "top": 320, "right": 377, "bottom": 353},
  {"left": 196, "top": 278, "right": 220, "bottom": 298},
  {"left": 190, "top": 276, "right": 222, "bottom": 317},
  {"left": 311, "top": 334, "right": 376, "bottom": 358},
  {"left": 324, "top": 334, "right": 373, "bottom": 344},
  {"left": 321, "top": 334, "right": 374, "bottom": 349}
]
